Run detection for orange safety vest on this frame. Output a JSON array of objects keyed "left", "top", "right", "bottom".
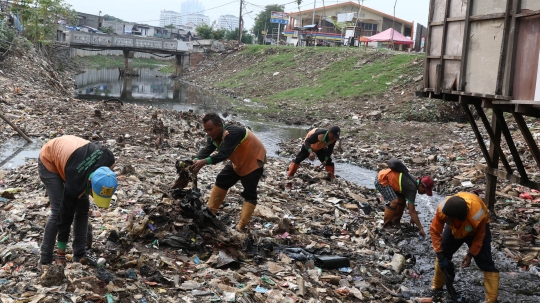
[
  {"left": 436, "top": 192, "right": 489, "bottom": 239},
  {"left": 305, "top": 128, "right": 336, "bottom": 152},
  {"left": 377, "top": 169, "right": 405, "bottom": 193},
  {"left": 225, "top": 128, "right": 267, "bottom": 177}
]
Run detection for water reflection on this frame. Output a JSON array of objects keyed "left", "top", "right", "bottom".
[{"left": 75, "top": 68, "right": 231, "bottom": 113}]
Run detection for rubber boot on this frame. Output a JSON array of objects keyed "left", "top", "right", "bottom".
[
  {"left": 325, "top": 165, "right": 335, "bottom": 180},
  {"left": 392, "top": 204, "right": 406, "bottom": 227},
  {"left": 287, "top": 162, "right": 299, "bottom": 178},
  {"left": 207, "top": 185, "right": 228, "bottom": 214},
  {"left": 432, "top": 258, "right": 445, "bottom": 290},
  {"left": 236, "top": 202, "right": 256, "bottom": 231},
  {"left": 483, "top": 271, "right": 499, "bottom": 303},
  {"left": 383, "top": 206, "right": 397, "bottom": 228}
]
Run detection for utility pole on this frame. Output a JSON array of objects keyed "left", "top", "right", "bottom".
[
  {"left": 238, "top": 0, "right": 243, "bottom": 44},
  {"left": 311, "top": 0, "right": 316, "bottom": 24}
]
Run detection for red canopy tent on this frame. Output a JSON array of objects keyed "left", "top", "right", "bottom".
[{"left": 367, "top": 28, "right": 413, "bottom": 45}]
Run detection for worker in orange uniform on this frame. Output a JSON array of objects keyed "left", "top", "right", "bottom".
[
  {"left": 287, "top": 126, "right": 340, "bottom": 180},
  {"left": 430, "top": 192, "right": 499, "bottom": 302},
  {"left": 375, "top": 158, "right": 434, "bottom": 237},
  {"left": 192, "top": 113, "right": 267, "bottom": 231}
]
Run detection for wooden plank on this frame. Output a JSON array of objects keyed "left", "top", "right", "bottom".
[
  {"left": 496, "top": 0, "right": 513, "bottom": 95},
  {"left": 460, "top": 99, "right": 493, "bottom": 166},
  {"left": 424, "top": 0, "right": 437, "bottom": 89},
  {"left": 459, "top": 0, "right": 473, "bottom": 91},
  {"left": 484, "top": 110, "right": 501, "bottom": 212},
  {"left": 447, "top": 17, "right": 466, "bottom": 22},
  {"left": 476, "top": 163, "right": 520, "bottom": 184},
  {"left": 513, "top": 112, "right": 540, "bottom": 169},
  {"left": 482, "top": 100, "right": 514, "bottom": 111},
  {"left": 494, "top": 109, "right": 529, "bottom": 181},
  {"left": 427, "top": 55, "right": 462, "bottom": 60},
  {"left": 430, "top": 21, "right": 445, "bottom": 26},
  {"left": 493, "top": 100, "right": 540, "bottom": 104},
  {"left": 469, "top": 13, "right": 506, "bottom": 21},
  {"left": 515, "top": 105, "right": 540, "bottom": 119},
  {"left": 437, "top": 0, "right": 452, "bottom": 94},
  {"left": 474, "top": 103, "right": 513, "bottom": 173},
  {"left": 435, "top": 64, "right": 442, "bottom": 94},
  {"left": 515, "top": 10, "right": 540, "bottom": 18},
  {"left": 476, "top": 163, "right": 540, "bottom": 190}
]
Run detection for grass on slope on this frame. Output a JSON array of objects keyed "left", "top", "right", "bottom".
[{"left": 215, "top": 45, "right": 422, "bottom": 106}]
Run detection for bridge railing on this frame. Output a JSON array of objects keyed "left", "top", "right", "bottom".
[{"left": 69, "top": 32, "right": 189, "bottom": 52}]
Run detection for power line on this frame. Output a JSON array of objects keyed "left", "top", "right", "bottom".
[{"left": 133, "top": 0, "right": 239, "bottom": 24}]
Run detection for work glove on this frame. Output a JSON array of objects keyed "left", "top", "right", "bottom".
[{"left": 436, "top": 252, "right": 450, "bottom": 269}]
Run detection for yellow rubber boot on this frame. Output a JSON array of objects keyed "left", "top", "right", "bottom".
[
  {"left": 206, "top": 185, "right": 228, "bottom": 214},
  {"left": 432, "top": 258, "right": 445, "bottom": 290},
  {"left": 483, "top": 271, "right": 499, "bottom": 303},
  {"left": 236, "top": 202, "right": 256, "bottom": 231}
]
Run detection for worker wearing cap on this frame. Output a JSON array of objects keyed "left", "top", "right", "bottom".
[
  {"left": 375, "top": 165, "right": 434, "bottom": 237},
  {"left": 287, "top": 126, "right": 340, "bottom": 180},
  {"left": 191, "top": 113, "right": 267, "bottom": 231},
  {"left": 38, "top": 135, "right": 117, "bottom": 268},
  {"left": 430, "top": 192, "right": 498, "bottom": 302}
]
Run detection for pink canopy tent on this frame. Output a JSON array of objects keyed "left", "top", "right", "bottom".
[{"left": 367, "top": 28, "right": 413, "bottom": 45}]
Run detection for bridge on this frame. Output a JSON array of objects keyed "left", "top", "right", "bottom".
[{"left": 69, "top": 32, "right": 191, "bottom": 75}]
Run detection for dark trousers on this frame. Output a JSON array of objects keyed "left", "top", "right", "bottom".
[
  {"left": 293, "top": 145, "right": 334, "bottom": 166},
  {"left": 215, "top": 162, "right": 264, "bottom": 204},
  {"left": 441, "top": 223, "right": 498, "bottom": 272}
]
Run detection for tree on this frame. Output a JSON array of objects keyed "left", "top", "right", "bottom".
[
  {"left": 212, "top": 28, "right": 227, "bottom": 40},
  {"left": 195, "top": 23, "right": 213, "bottom": 39},
  {"left": 226, "top": 28, "right": 253, "bottom": 44},
  {"left": 165, "top": 24, "right": 176, "bottom": 29},
  {"left": 11, "top": 0, "right": 77, "bottom": 51},
  {"left": 99, "top": 26, "right": 115, "bottom": 34},
  {"left": 103, "top": 14, "right": 124, "bottom": 23},
  {"left": 251, "top": 4, "right": 284, "bottom": 44}
]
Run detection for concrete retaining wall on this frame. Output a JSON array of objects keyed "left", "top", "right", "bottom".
[{"left": 69, "top": 48, "right": 173, "bottom": 60}]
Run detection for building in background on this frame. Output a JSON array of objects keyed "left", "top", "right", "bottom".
[
  {"left": 217, "top": 14, "right": 239, "bottom": 31},
  {"left": 181, "top": 0, "right": 204, "bottom": 15},
  {"left": 183, "top": 13, "right": 210, "bottom": 26},
  {"left": 160, "top": 10, "right": 182, "bottom": 27}
]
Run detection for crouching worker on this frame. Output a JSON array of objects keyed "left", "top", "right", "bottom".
[
  {"left": 191, "top": 113, "right": 267, "bottom": 231},
  {"left": 375, "top": 158, "right": 434, "bottom": 237},
  {"left": 287, "top": 126, "right": 340, "bottom": 180},
  {"left": 38, "top": 135, "right": 117, "bottom": 269},
  {"left": 430, "top": 192, "right": 499, "bottom": 302}
]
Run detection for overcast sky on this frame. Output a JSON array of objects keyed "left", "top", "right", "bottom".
[{"left": 65, "top": 0, "right": 430, "bottom": 30}]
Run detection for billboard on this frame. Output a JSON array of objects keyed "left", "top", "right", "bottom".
[{"left": 270, "top": 11, "right": 289, "bottom": 24}]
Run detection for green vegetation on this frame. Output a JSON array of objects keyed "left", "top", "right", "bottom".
[
  {"left": 196, "top": 23, "right": 254, "bottom": 44},
  {"left": 251, "top": 4, "right": 285, "bottom": 44},
  {"left": 74, "top": 55, "right": 174, "bottom": 71}
]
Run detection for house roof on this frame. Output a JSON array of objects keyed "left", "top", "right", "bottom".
[{"left": 288, "top": 1, "right": 413, "bottom": 26}]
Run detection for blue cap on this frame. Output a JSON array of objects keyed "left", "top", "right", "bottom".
[{"left": 91, "top": 167, "right": 117, "bottom": 208}]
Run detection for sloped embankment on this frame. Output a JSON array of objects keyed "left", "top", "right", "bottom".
[{"left": 183, "top": 46, "right": 464, "bottom": 124}]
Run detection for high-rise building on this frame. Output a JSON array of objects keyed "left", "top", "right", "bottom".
[
  {"left": 183, "top": 14, "right": 210, "bottom": 27},
  {"left": 181, "top": 0, "right": 204, "bottom": 15},
  {"left": 159, "top": 10, "right": 182, "bottom": 27},
  {"left": 217, "top": 14, "right": 239, "bottom": 31}
]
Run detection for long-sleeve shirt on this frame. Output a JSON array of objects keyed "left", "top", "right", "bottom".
[
  {"left": 195, "top": 124, "right": 247, "bottom": 165},
  {"left": 195, "top": 124, "right": 266, "bottom": 176},
  {"left": 430, "top": 192, "right": 489, "bottom": 256},
  {"left": 304, "top": 129, "right": 336, "bottom": 160},
  {"left": 41, "top": 136, "right": 116, "bottom": 248}
]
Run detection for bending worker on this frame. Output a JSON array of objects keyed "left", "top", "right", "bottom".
[
  {"left": 192, "top": 113, "right": 267, "bottom": 231},
  {"left": 375, "top": 158, "right": 434, "bottom": 237},
  {"left": 38, "top": 135, "right": 117, "bottom": 269},
  {"left": 430, "top": 192, "right": 499, "bottom": 302},
  {"left": 287, "top": 126, "right": 340, "bottom": 180}
]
